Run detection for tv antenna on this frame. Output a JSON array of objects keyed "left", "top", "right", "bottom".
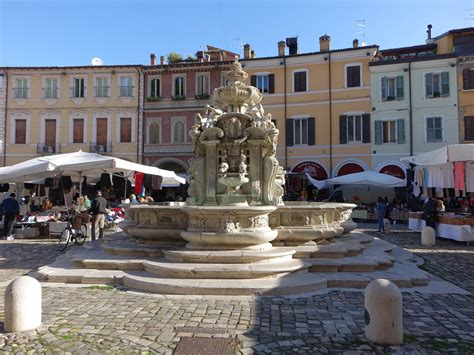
[
  {"left": 355, "top": 19, "right": 366, "bottom": 46},
  {"left": 232, "top": 37, "right": 244, "bottom": 52},
  {"left": 465, "top": 8, "right": 474, "bottom": 22},
  {"left": 91, "top": 57, "right": 104, "bottom": 66}
]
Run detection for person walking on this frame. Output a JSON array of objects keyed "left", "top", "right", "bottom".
[
  {"left": 375, "top": 196, "right": 387, "bottom": 234},
  {"left": 89, "top": 190, "right": 108, "bottom": 241},
  {"left": 1, "top": 193, "right": 20, "bottom": 240},
  {"left": 422, "top": 197, "right": 438, "bottom": 230}
]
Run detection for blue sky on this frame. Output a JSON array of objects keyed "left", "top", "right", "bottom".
[{"left": 1, "top": 0, "right": 473, "bottom": 67}]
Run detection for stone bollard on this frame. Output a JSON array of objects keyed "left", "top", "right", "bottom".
[
  {"left": 421, "top": 226, "right": 436, "bottom": 246},
  {"left": 4, "top": 276, "right": 42, "bottom": 332},
  {"left": 364, "top": 279, "right": 403, "bottom": 345},
  {"left": 383, "top": 218, "right": 391, "bottom": 233}
]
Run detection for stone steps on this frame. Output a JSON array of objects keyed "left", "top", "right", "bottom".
[
  {"left": 143, "top": 259, "right": 310, "bottom": 279},
  {"left": 102, "top": 242, "right": 165, "bottom": 257},
  {"left": 122, "top": 270, "right": 327, "bottom": 295},
  {"left": 163, "top": 248, "right": 295, "bottom": 264}
]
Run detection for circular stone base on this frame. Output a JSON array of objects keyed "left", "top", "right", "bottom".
[{"left": 185, "top": 242, "right": 274, "bottom": 251}]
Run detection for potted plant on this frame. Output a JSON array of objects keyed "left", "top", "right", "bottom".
[
  {"left": 146, "top": 96, "right": 161, "bottom": 102},
  {"left": 172, "top": 95, "right": 186, "bottom": 101},
  {"left": 195, "top": 94, "right": 210, "bottom": 100}
]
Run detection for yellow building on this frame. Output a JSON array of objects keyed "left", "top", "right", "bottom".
[
  {"left": 0, "top": 65, "right": 142, "bottom": 166},
  {"left": 241, "top": 36, "right": 377, "bottom": 198},
  {"left": 434, "top": 27, "right": 474, "bottom": 143}
]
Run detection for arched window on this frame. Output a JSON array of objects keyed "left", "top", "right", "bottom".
[
  {"left": 148, "top": 121, "right": 161, "bottom": 144},
  {"left": 172, "top": 120, "right": 185, "bottom": 143}
]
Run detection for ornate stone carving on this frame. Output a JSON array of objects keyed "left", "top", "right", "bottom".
[
  {"left": 189, "top": 215, "right": 206, "bottom": 229},
  {"left": 249, "top": 215, "right": 268, "bottom": 228},
  {"left": 219, "top": 212, "right": 240, "bottom": 233}
]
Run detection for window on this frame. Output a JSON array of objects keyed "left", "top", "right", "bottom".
[
  {"left": 15, "top": 119, "right": 26, "bottom": 144},
  {"left": 148, "top": 121, "right": 161, "bottom": 144},
  {"left": 251, "top": 74, "right": 275, "bottom": 94},
  {"left": 15, "top": 79, "right": 28, "bottom": 99},
  {"left": 463, "top": 68, "right": 474, "bottom": 90},
  {"left": 374, "top": 119, "right": 405, "bottom": 144},
  {"left": 464, "top": 116, "right": 474, "bottom": 141},
  {"left": 172, "top": 120, "right": 185, "bottom": 143},
  {"left": 173, "top": 76, "right": 185, "bottom": 97},
  {"left": 72, "top": 78, "right": 85, "bottom": 98},
  {"left": 425, "top": 72, "right": 449, "bottom": 98},
  {"left": 346, "top": 65, "right": 361, "bottom": 87},
  {"left": 120, "top": 117, "right": 132, "bottom": 142},
  {"left": 293, "top": 71, "right": 307, "bottom": 92},
  {"left": 73, "top": 119, "right": 84, "bottom": 143},
  {"left": 426, "top": 117, "right": 443, "bottom": 142},
  {"left": 96, "top": 117, "right": 108, "bottom": 145},
  {"left": 221, "top": 72, "right": 229, "bottom": 87},
  {"left": 44, "top": 79, "right": 58, "bottom": 98},
  {"left": 95, "top": 77, "right": 109, "bottom": 97},
  {"left": 119, "top": 77, "right": 133, "bottom": 97},
  {"left": 196, "top": 74, "right": 210, "bottom": 96},
  {"left": 149, "top": 77, "right": 161, "bottom": 98},
  {"left": 381, "top": 76, "right": 403, "bottom": 101},
  {"left": 285, "top": 117, "right": 315, "bottom": 146},
  {"left": 339, "top": 114, "right": 371, "bottom": 144}
]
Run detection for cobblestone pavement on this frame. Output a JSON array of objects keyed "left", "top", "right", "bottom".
[{"left": 0, "top": 228, "right": 474, "bottom": 354}]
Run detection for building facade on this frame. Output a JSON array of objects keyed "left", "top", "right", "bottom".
[
  {"left": 0, "top": 65, "right": 142, "bottom": 166},
  {"left": 241, "top": 37, "right": 377, "bottom": 191},
  {"left": 369, "top": 45, "right": 458, "bottom": 177}
]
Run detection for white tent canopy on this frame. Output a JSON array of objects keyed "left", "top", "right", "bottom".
[
  {"left": 400, "top": 144, "right": 474, "bottom": 166},
  {"left": 0, "top": 151, "right": 186, "bottom": 186},
  {"left": 306, "top": 171, "right": 406, "bottom": 188}
]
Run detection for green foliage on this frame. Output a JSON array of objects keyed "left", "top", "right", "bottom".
[{"left": 167, "top": 52, "right": 183, "bottom": 64}]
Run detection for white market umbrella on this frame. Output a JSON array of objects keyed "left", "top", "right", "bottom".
[
  {"left": 0, "top": 151, "right": 186, "bottom": 187},
  {"left": 400, "top": 144, "right": 474, "bottom": 166},
  {"left": 325, "top": 171, "right": 406, "bottom": 187}
]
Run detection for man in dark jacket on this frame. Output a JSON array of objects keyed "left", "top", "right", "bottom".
[
  {"left": 422, "top": 197, "right": 438, "bottom": 229},
  {"left": 1, "top": 193, "right": 20, "bottom": 239},
  {"left": 90, "top": 191, "right": 108, "bottom": 241}
]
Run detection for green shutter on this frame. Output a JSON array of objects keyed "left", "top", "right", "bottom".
[
  {"left": 339, "top": 115, "right": 347, "bottom": 144},
  {"left": 397, "top": 119, "right": 405, "bottom": 144},
  {"left": 286, "top": 119, "right": 294, "bottom": 147},
  {"left": 425, "top": 73, "right": 433, "bottom": 97},
  {"left": 396, "top": 76, "right": 404, "bottom": 99},
  {"left": 441, "top": 72, "right": 449, "bottom": 96},
  {"left": 381, "top": 77, "right": 387, "bottom": 101},
  {"left": 375, "top": 121, "right": 382, "bottom": 145}
]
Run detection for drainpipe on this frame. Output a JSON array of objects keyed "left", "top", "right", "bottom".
[
  {"left": 136, "top": 66, "right": 144, "bottom": 164},
  {"left": 3, "top": 71, "right": 8, "bottom": 166},
  {"left": 283, "top": 56, "right": 288, "bottom": 170},
  {"left": 328, "top": 52, "right": 333, "bottom": 177},
  {"left": 408, "top": 62, "right": 413, "bottom": 156}
]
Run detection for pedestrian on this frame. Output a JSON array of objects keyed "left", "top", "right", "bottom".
[
  {"left": 422, "top": 197, "right": 438, "bottom": 230},
  {"left": 384, "top": 196, "right": 393, "bottom": 224},
  {"left": 89, "top": 190, "right": 108, "bottom": 241},
  {"left": 375, "top": 196, "right": 386, "bottom": 234},
  {"left": 1, "top": 193, "right": 20, "bottom": 240}
]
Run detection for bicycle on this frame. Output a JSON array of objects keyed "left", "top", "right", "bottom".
[{"left": 57, "top": 210, "right": 88, "bottom": 251}]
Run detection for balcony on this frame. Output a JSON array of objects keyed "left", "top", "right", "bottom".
[
  {"left": 37, "top": 143, "right": 59, "bottom": 155},
  {"left": 144, "top": 144, "right": 193, "bottom": 154},
  {"left": 89, "top": 142, "right": 112, "bottom": 154}
]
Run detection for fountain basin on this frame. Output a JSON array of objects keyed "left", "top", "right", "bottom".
[{"left": 181, "top": 205, "right": 277, "bottom": 250}]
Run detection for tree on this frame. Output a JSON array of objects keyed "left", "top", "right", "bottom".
[{"left": 167, "top": 52, "right": 183, "bottom": 64}]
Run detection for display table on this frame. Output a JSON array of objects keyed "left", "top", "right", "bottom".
[{"left": 409, "top": 212, "right": 474, "bottom": 243}]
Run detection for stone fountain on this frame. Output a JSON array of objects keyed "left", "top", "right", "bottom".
[{"left": 37, "top": 61, "right": 429, "bottom": 294}]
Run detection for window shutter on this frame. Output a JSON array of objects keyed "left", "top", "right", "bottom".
[
  {"left": 73, "top": 119, "right": 84, "bottom": 143},
  {"left": 441, "top": 72, "right": 450, "bottom": 96},
  {"left": 307, "top": 117, "right": 315, "bottom": 146},
  {"left": 268, "top": 74, "right": 275, "bottom": 94},
  {"left": 362, "top": 114, "right": 370, "bottom": 143},
  {"left": 251, "top": 75, "right": 257, "bottom": 87},
  {"left": 339, "top": 115, "right": 347, "bottom": 144},
  {"left": 397, "top": 119, "right": 405, "bottom": 144},
  {"left": 396, "top": 76, "right": 404, "bottom": 99},
  {"left": 96, "top": 118, "right": 107, "bottom": 146},
  {"left": 465, "top": 116, "right": 474, "bottom": 141},
  {"left": 425, "top": 73, "right": 433, "bottom": 97},
  {"left": 286, "top": 119, "right": 294, "bottom": 147},
  {"left": 375, "top": 121, "right": 382, "bottom": 145},
  {"left": 463, "top": 69, "right": 470, "bottom": 90},
  {"left": 381, "top": 77, "right": 387, "bottom": 100},
  {"left": 15, "top": 120, "right": 26, "bottom": 144},
  {"left": 120, "top": 117, "right": 132, "bottom": 143}
]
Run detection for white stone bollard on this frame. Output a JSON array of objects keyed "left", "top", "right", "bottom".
[
  {"left": 4, "top": 276, "right": 42, "bottom": 332},
  {"left": 383, "top": 218, "right": 391, "bottom": 233},
  {"left": 421, "top": 226, "right": 436, "bottom": 246},
  {"left": 365, "top": 279, "right": 403, "bottom": 345}
]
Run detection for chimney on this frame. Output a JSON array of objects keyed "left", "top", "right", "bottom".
[
  {"left": 160, "top": 56, "right": 165, "bottom": 65},
  {"left": 278, "top": 41, "right": 286, "bottom": 56},
  {"left": 250, "top": 49, "right": 256, "bottom": 59},
  {"left": 353, "top": 39, "right": 359, "bottom": 48},
  {"left": 150, "top": 53, "right": 156, "bottom": 65},
  {"left": 243, "top": 44, "right": 251, "bottom": 59},
  {"left": 286, "top": 37, "right": 298, "bottom": 55},
  {"left": 427, "top": 24, "right": 432, "bottom": 40},
  {"left": 319, "top": 34, "right": 330, "bottom": 52}
]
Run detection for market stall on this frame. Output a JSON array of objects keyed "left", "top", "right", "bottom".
[{"left": 401, "top": 144, "right": 474, "bottom": 242}]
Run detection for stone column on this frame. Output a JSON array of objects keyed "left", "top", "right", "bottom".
[
  {"left": 203, "top": 140, "right": 219, "bottom": 205},
  {"left": 247, "top": 140, "right": 263, "bottom": 205}
]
